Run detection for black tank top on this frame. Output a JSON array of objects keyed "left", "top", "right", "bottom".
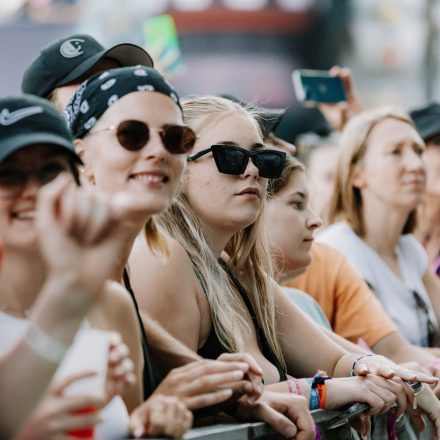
[
  {"left": 197, "top": 261, "right": 287, "bottom": 382},
  {"left": 123, "top": 268, "right": 163, "bottom": 399}
]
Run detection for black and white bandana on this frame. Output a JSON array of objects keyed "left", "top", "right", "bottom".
[{"left": 65, "top": 65, "right": 181, "bottom": 139}]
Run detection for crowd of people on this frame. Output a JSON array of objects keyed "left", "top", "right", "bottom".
[{"left": 0, "top": 31, "right": 439, "bottom": 440}]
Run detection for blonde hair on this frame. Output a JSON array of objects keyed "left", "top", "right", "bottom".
[
  {"left": 158, "top": 96, "right": 285, "bottom": 369},
  {"left": 267, "top": 154, "right": 305, "bottom": 197},
  {"left": 327, "top": 107, "right": 417, "bottom": 236}
]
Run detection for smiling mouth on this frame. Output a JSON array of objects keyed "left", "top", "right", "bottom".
[
  {"left": 130, "top": 173, "right": 169, "bottom": 184},
  {"left": 12, "top": 210, "right": 36, "bottom": 220}
]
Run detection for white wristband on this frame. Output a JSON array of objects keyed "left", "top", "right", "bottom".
[{"left": 25, "top": 322, "right": 70, "bottom": 364}]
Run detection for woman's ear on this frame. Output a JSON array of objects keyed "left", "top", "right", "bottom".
[
  {"left": 351, "top": 165, "right": 365, "bottom": 189},
  {"left": 73, "top": 138, "right": 95, "bottom": 185}
]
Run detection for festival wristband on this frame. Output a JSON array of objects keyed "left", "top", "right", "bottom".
[
  {"left": 306, "top": 378, "right": 320, "bottom": 410},
  {"left": 350, "top": 354, "right": 373, "bottom": 376},
  {"left": 311, "top": 372, "right": 332, "bottom": 409},
  {"left": 25, "top": 322, "right": 70, "bottom": 363},
  {"left": 287, "top": 378, "right": 302, "bottom": 395}
]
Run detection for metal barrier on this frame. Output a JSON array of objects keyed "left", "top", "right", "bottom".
[{"left": 142, "top": 404, "right": 433, "bottom": 439}]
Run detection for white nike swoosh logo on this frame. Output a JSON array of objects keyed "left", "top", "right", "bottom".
[{"left": 0, "top": 106, "right": 44, "bottom": 126}]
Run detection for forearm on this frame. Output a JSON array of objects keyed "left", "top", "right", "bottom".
[
  {"left": 141, "top": 311, "right": 200, "bottom": 374},
  {"left": 372, "top": 332, "right": 436, "bottom": 365},
  {"left": 0, "top": 272, "right": 95, "bottom": 437},
  {"left": 322, "top": 327, "right": 371, "bottom": 356}
]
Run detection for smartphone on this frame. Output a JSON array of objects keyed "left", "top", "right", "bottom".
[
  {"left": 142, "top": 14, "right": 183, "bottom": 76},
  {"left": 292, "top": 69, "right": 347, "bottom": 105}
]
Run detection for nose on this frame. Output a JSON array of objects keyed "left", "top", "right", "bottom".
[
  {"left": 306, "top": 207, "right": 322, "bottom": 230},
  {"left": 242, "top": 157, "right": 260, "bottom": 179},
  {"left": 19, "top": 175, "right": 40, "bottom": 199},
  {"left": 404, "top": 147, "right": 425, "bottom": 173},
  {"left": 140, "top": 128, "right": 170, "bottom": 161}
]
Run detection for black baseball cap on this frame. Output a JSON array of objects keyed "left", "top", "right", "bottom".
[
  {"left": 409, "top": 103, "right": 440, "bottom": 143},
  {"left": 21, "top": 34, "right": 154, "bottom": 98},
  {"left": 220, "top": 94, "right": 285, "bottom": 138},
  {"left": 0, "top": 94, "right": 82, "bottom": 164}
]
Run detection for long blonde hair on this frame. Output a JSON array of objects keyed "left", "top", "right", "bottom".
[
  {"left": 327, "top": 107, "right": 417, "bottom": 236},
  {"left": 158, "top": 96, "right": 285, "bottom": 369}
]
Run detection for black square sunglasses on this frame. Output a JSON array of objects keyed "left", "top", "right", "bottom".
[{"left": 187, "top": 144, "right": 286, "bottom": 179}]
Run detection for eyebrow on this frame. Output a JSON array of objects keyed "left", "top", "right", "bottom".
[{"left": 288, "top": 191, "right": 307, "bottom": 199}]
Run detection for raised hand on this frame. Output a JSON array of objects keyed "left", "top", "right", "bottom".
[
  {"left": 36, "top": 175, "right": 123, "bottom": 295},
  {"left": 318, "top": 66, "right": 364, "bottom": 131}
]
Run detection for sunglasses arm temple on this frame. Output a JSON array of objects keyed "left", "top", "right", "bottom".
[{"left": 187, "top": 147, "right": 211, "bottom": 162}]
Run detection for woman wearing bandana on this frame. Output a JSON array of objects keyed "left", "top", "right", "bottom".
[{"left": 66, "top": 66, "right": 273, "bottom": 438}]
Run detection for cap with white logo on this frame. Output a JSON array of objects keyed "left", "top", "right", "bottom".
[
  {"left": 21, "top": 34, "right": 154, "bottom": 98},
  {"left": 0, "top": 95, "right": 82, "bottom": 164}
]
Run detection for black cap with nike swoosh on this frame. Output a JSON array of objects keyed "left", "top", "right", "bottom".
[{"left": 0, "top": 95, "right": 82, "bottom": 164}]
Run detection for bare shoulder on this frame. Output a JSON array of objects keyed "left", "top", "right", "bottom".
[
  {"left": 89, "top": 281, "right": 138, "bottom": 331},
  {"left": 128, "top": 233, "right": 202, "bottom": 350},
  {"left": 99, "top": 281, "right": 137, "bottom": 320},
  {"left": 128, "top": 233, "right": 198, "bottom": 295}
]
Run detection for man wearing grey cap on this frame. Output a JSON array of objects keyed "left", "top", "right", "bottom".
[{"left": 21, "top": 33, "right": 154, "bottom": 111}]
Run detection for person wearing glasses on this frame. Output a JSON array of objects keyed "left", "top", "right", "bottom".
[
  {"left": 317, "top": 108, "right": 440, "bottom": 351},
  {"left": 0, "top": 94, "right": 194, "bottom": 439},
  {"left": 127, "top": 95, "right": 438, "bottom": 438},
  {"left": 65, "top": 66, "right": 287, "bottom": 436}
]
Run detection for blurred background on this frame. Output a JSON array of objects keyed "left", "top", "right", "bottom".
[{"left": 0, "top": 0, "right": 439, "bottom": 117}]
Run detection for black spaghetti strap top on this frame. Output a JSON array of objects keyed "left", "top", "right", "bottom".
[
  {"left": 197, "top": 262, "right": 287, "bottom": 382},
  {"left": 123, "top": 268, "right": 163, "bottom": 399}
]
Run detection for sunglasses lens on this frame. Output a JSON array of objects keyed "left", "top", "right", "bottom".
[
  {"left": 116, "top": 120, "right": 149, "bottom": 151},
  {"left": 254, "top": 151, "right": 286, "bottom": 178},
  {"left": 162, "top": 125, "right": 197, "bottom": 154},
  {"left": 212, "top": 145, "right": 247, "bottom": 175}
]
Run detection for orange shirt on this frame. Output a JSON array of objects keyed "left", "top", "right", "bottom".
[{"left": 283, "top": 242, "right": 397, "bottom": 348}]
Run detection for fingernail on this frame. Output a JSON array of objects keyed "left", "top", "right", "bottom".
[
  {"left": 133, "top": 427, "right": 143, "bottom": 438},
  {"left": 397, "top": 413, "right": 404, "bottom": 422},
  {"left": 413, "top": 398, "right": 417, "bottom": 410},
  {"left": 362, "top": 435, "right": 368, "bottom": 440},
  {"left": 284, "top": 427, "right": 296, "bottom": 437}
]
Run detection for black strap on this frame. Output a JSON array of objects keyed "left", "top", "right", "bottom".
[{"left": 123, "top": 268, "right": 163, "bottom": 398}]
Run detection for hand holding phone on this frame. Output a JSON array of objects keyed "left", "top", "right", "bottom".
[{"left": 292, "top": 69, "right": 347, "bottom": 105}]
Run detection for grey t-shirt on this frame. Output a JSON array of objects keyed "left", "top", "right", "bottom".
[{"left": 317, "top": 222, "right": 437, "bottom": 347}]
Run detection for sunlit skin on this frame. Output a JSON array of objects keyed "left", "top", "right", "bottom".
[
  {"left": 183, "top": 112, "right": 267, "bottom": 254},
  {"left": 0, "top": 145, "right": 73, "bottom": 252},
  {"left": 77, "top": 91, "right": 186, "bottom": 218},
  {"left": 266, "top": 169, "right": 321, "bottom": 280}
]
